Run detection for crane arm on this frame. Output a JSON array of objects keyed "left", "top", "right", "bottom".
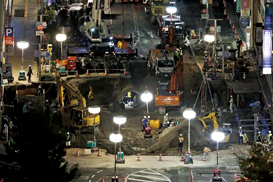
[{"left": 56, "top": 77, "right": 86, "bottom": 108}]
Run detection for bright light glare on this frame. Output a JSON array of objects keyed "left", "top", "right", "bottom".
[
  {"left": 183, "top": 108, "right": 196, "bottom": 120},
  {"left": 211, "top": 131, "right": 225, "bottom": 142},
  {"left": 204, "top": 34, "right": 215, "bottom": 43},
  {"left": 17, "top": 41, "right": 29, "bottom": 49},
  {"left": 113, "top": 116, "right": 126, "bottom": 125},
  {"left": 56, "top": 34, "right": 67, "bottom": 42},
  {"left": 141, "top": 91, "right": 153, "bottom": 102},
  {"left": 166, "top": 6, "right": 177, "bottom": 14},
  {"left": 88, "top": 106, "right": 101, "bottom": 114},
  {"left": 109, "top": 133, "right": 123, "bottom": 143}
]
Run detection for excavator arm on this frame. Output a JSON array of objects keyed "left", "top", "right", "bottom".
[
  {"left": 198, "top": 112, "right": 219, "bottom": 131},
  {"left": 56, "top": 76, "right": 87, "bottom": 108}
]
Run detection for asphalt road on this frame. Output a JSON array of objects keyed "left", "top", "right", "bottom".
[{"left": 76, "top": 166, "right": 237, "bottom": 182}]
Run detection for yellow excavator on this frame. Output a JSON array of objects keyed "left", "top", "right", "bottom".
[
  {"left": 198, "top": 112, "right": 219, "bottom": 132},
  {"left": 56, "top": 76, "right": 100, "bottom": 135},
  {"left": 198, "top": 112, "right": 231, "bottom": 143}
]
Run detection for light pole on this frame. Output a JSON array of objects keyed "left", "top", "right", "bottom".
[
  {"left": 109, "top": 133, "right": 123, "bottom": 181},
  {"left": 211, "top": 131, "right": 225, "bottom": 171},
  {"left": 183, "top": 108, "right": 196, "bottom": 153},
  {"left": 141, "top": 91, "right": 153, "bottom": 118},
  {"left": 88, "top": 106, "right": 100, "bottom": 148},
  {"left": 17, "top": 41, "right": 29, "bottom": 70},
  {"left": 113, "top": 116, "right": 126, "bottom": 149},
  {"left": 55, "top": 33, "right": 67, "bottom": 60}
]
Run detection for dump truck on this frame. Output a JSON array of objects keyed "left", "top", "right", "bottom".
[
  {"left": 56, "top": 76, "right": 100, "bottom": 135},
  {"left": 155, "top": 59, "right": 183, "bottom": 114},
  {"left": 147, "top": 49, "right": 175, "bottom": 77}
]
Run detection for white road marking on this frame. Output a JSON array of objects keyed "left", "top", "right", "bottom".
[
  {"left": 97, "top": 170, "right": 103, "bottom": 173},
  {"left": 108, "top": 166, "right": 113, "bottom": 168},
  {"left": 127, "top": 169, "right": 171, "bottom": 182},
  {"left": 147, "top": 31, "right": 154, "bottom": 38},
  {"left": 132, "top": 4, "right": 140, "bottom": 46},
  {"left": 91, "top": 175, "right": 95, "bottom": 178}
]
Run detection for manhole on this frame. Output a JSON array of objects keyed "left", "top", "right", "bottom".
[{"left": 14, "top": 9, "right": 25, "bottom": 17}]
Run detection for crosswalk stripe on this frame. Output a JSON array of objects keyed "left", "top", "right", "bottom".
[
  {"left": 128, "top": 174, "right": 169, "bottom": 181},
  {"left": 135, "top": 170, "right": 164, "bottom": 176},
  {"left": 127, "top": 177, "right": 154, "bottom": 182}
]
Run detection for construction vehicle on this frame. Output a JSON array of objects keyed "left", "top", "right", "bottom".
[
  {"left": 154, "top": 61, "right": 183, "bottom": 113},
  {"left": 144, "top": 0, "right": 174, "bottom": 24},
  {"left": 66, "top": 56, "right": 77, "bottom": 73},
  {"left": 147, "top": 49, "right": 175, "bottom": 77},
  {"left": 112, "top": 34, "right": 138, "bottom": 57},
  {"left": 56, "top": 76, "right": 100, "bottom": 135}
]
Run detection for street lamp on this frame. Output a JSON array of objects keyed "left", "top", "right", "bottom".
[
  {"left": 17, "top": 41, "right": 29, "bottom": 70},
  {"left": 183, "top": 108, "right": 196, "bottom": 153},
  {"left": 166, "top": 6, "right": 177, "bottom": 14},
  {"left": 211, "top": 131, "right": 225, "bottom": 171},
  {"left": 109, "top": 133, "right": 123, "bottom": 181},
  {"left": 88, "top": 106, "right": 100, "bottom": 148},
  {"left": 113, "top": 116, "right": 127, "bottom": 132},
  {"left": 90, "top": 27, "right": 95, "bottom": 40},
  {"left": 204, "top": 34, "right": 215, "bottom": 43},
  {"left": 141, "top": 91, "right": 153, "bottom": 118},
  {"left": 55, "top": 33, "right": 67, "bottom": 60}
]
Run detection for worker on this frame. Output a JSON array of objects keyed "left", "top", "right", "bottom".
[
  {"left": 238, "top": 127, "right": 244, "bottom": 145},
  {"left": 27, "top": 65, "right": 33, "bottom": 83},
  {"left": 267, "top": 131, "right": 272, "bottom": 144},
  {"left": 257, "top": 131, "right": 262, "bottom": 143},
  {"left": 179, "top": 48, "right": 183, "bottom": 57},
  {"left": 36, "top": 85, "right": 43, "bottom": 96},
  {"left": 243, "top": 133, "right": 248, "bottom": 144},
  {"left": 142, "top": 116, "right": 148, "bottom": 132},
  {"left": 66, "top": 132, "right": 71, "bottom": 147},
  {"left": 45, "top": 100, "right": 50, "bottom": 111},
  {"left": 204, "top": 51, "right": 209, "bottom": 71},
  {"left": 126, "top": 92, "right": 132, "bottom": 102},
  {"left": 229, "top": 95, "right": 234, "bottom": 113},
  {"left": 178, "top": 134, "right": 184, "bottom": 152}
]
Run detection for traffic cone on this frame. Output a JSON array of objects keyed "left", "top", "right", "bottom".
[
  {"left": 123, "top": 175, "right": 126, "bottom": 182},
  {"left": 159, "top": 154, "right": 162, "bottom": 161},
  {"left": 233, "top": 170, "right": 238, "bottom": 179},
  {"left": 36, "top": 72, "right": 39, "bottom": 78},
  {"left": 124, "top": 69, "right": 127, "bottom": 76},
  {"left": 180, "top": 154, "right": 184, "bottom": 162},
  {"left": 137, "top": 153, "right": 141, "bottom": 161},
  {"left": 231, "top": 147, "right": 234, "bottom": 154},
  {"left": 75, "top": 70, "right": 79, "bottom": 78},
  {"left": 101, "top": 177, "right": 104, "bottom": 182},
  {"left": 104, "top": 69, "right": 108, "bottom": 76},
  {"left": 232, "top": 24, "right": 235, "bottom": 30},
  {"left": 202, "top": 153, "right": 206, "bottom": 162},
  {"left": 243, "top": 72, "right": 246, "bottom": 80},
  {"left": 75, "top": 149, "right": 80, "bottom": 157},
  {"left": 97, "top": 149, "right": 102, "bottom": 157},
  {"left": 86, "top": 69, "right": 90, "bottom": 76},
  {"left": 227, "top": 15, "right": 230, "bottom": 20},
  {"left": 190, "top": 170, "right": 194, "bottom": 182},
  {"left": 217, "top": 151, "right": 220, "bottom": 158}
]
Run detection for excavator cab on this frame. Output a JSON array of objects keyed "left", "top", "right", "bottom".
[{"left": 219, "top": 123, "right": 232, "bottom": 143}]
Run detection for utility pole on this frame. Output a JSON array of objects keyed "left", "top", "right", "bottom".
[{"left": 0, "top": 0, "right": 5, "bottom": 136}]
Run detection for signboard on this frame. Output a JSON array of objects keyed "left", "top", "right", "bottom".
[
  {"left": 241, "top": 9, "right": 250, "bottom": 17},
  {"left": 4, "top": 27, "right": 14, "bottom": 56},
  {"left": 201, "top": 14, "right": 209, "bottom": 19},
  {"left": 3, "top": 63, "right": 12, "bottom": 79},
  {"left": 236, "top": 0, "right": 241, "bottom": 12},
  {"left": 241, "top": 18, "right": 250, "bottom": 28},
  {"left": 45, "top": 52, "right": 51, "bottom": 60},
  {"left": 36, "top": 31, "right": 44, "bottom": 36},
  {"left": 241, "top": 0, "right": 249, "bottom": 10},
  {"left": 255, "top": 23, "right": 263, "bottom": 46},
  {"left": 262, "top": 30, "right": 272, "bottom": 74},
  {"left": 265, "top": 3, "right": 273, "bottom": 30},
  {"left": 202, "top": 0, "right": 213, "bottom": 5}
]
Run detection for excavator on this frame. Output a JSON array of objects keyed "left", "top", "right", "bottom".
[
  {"left": 56, "top": 76, "right": 100, "bottom": 135},
  {"left": 198, "top": 112, "right": 232, "bottom": 143}
]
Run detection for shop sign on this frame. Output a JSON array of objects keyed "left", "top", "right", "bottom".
[{"left": 262, "top": 30, "right": 272, "bottom": 74}]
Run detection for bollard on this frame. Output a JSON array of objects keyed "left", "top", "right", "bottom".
[
  {"left": 233, "top": 170, "right": 238, "bottom": 179},
  {"left": 231, "top": 147, "right": 234, "bottom": 154},
  {"left": 202, "top": 153, "right": 206, "bottom": 162}
]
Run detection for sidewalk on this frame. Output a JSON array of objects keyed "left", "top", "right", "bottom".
[{"left": 65, "top": 147, "right": 242, "bottom": 169}]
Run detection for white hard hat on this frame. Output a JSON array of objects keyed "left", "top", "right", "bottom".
[
  {"left": 258, "top": 131, "right": 261, "bottom": 134},
  {"left": 180, "top": 134, "right": 182, "bottom": 136},
  {"left": 144, "top": 116, "right": 146, "bottom": 118},
  {"left": 29, "top": 65, "right": 31, "bottom": 67},
  {"left": 67, "top": 132, "right": 69, "bottom": 135},
  {"left": 166, "top": 113, "right": 168, "bottom": 116},
  {"left": 230, "top": 95, "right": 233, "bottom": 98},
  {"left": 269, "top": 131, "right": 271, "bottom": 134},
  {"left": 204, "top": 50, "right": 208, "bottom": 54}
]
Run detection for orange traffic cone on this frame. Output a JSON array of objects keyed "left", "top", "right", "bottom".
[
  {"left": 97, "top": 149, "right": 102, "bottom": 157},
  {"left": 202, "top": 153, "right": 206, "bottom": 162},
  {"left": 233, "top": 170, "right": 238, "bottom": 179},
  {"left": 227, "top": 15, "right": 230, "bottom": 20},
  {"left": 190, "top": 170, "right": 194, "bottom": 182},
  {"left": 75, "top": 70, "right": 79, "bottom": 78},
  {"left": 232, "top": 24, "right": 235, "bottom": 30},
  {"left": 104, "top": 69, "right": 108, "bottom": 76},
  {"left": 159, "top": 154, "right": 162, "bottom": 161},
  {"left": 123, "top": 175, "right": 126, "bottom": 182},
  {"left": 86, "top": 69, "right": 90, "bottom": 76},
  {"left": 231, "top": 147, "right": 234, "bottom": 154},
  {"left": 75, "top": 149, "right": 80, "bottom": 157},
  {"left": 101, "top": 176, "right": 104, "bottom": 182},
  {"left": 180, "top": 154, "right": 184, "bottom": 162},
  {"left": 137, "top": 153, "right": 141, "bottom": 161}
]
